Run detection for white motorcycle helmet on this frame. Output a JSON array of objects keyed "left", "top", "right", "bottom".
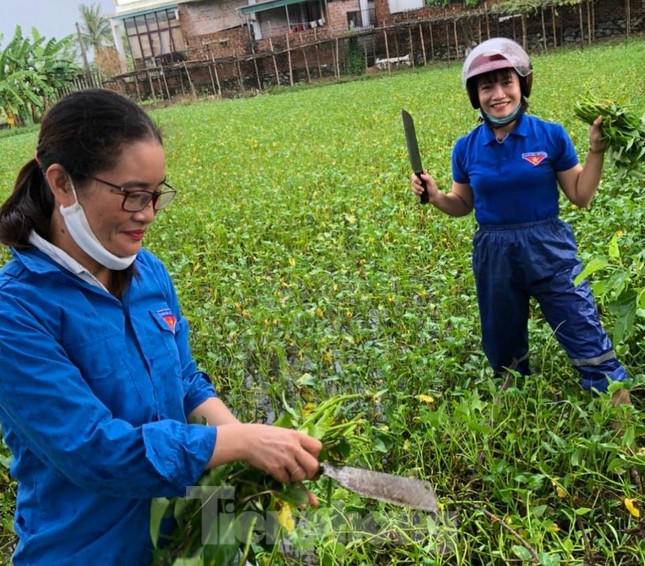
[{"left": 462, "top": 37, "right": 533, "bottom": 109}]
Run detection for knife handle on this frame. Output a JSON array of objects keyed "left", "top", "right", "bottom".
[{"left": 416, "top": 172, "right": 429, "bottom": 205}]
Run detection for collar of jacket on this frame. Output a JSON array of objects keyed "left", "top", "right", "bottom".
[
  {"left": 481, "top": 111, "right": 530, "bottom": 145},
  {"left": 11, "top": 246, "right": 71, "bottom": 276}
]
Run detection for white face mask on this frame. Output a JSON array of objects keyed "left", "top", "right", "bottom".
[{"left": 59, "top": 181, "right": 137, "bottom": 271}]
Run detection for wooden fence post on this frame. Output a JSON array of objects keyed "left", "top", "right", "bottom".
[
  {"left": 210, "top": 54, "right": 222, "bottom": 96},
  {"left": 335, "top": 37, "right": 341, "bottom": 78},
  {"left": 155, "top": 68, "right": 164, "bottom": 98},
  {"left": 247, "top": 24, "right": 262, "bottom": 90},
  {"left": 302, "top": 41, "right": 311, "bottom": 82},
  {"left": 146, "top": 69, "right": 155, "bottom": 99},
  {"left": 408, "top": 26, "right": 415, "bottom": 67},
  {"left": 453, "top": 18, "right": 459, "bottom": 58},
  {"left": 183, "top": 62, "right": 196, "bottom": 97},
  {"left": 269, "top": 37, "right": 281, "bottom": 86},
  {"left": 133, "top": 72, "right": 141, "bottom": 100},
  {"left": 384, "top": 30, "right": 391, "bottom": 73},
  {"left": 419, "top": 24, "right": 427, "bottom": 65},
  {"left": 206, "top": 63, "right": 216, "bottom": 95},
  {"left": 314, "top": 27, "right": 322, "bottom": 78},
  {"left": 286, "top": 33, "right": 294, "bottom": 86}
]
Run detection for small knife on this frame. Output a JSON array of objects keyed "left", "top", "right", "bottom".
[
  {"left": 319, "top": 463, "right": 438, "bottom": 512},
  {"left": 401, "top": 109, "right": 429, "bottom": 204}
]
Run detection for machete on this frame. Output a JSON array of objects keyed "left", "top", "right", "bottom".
[
  {"left": 401, "top": 109, "right": 429, "bottom": 204},
  {"left": 319, "top": 463, "right": 438, "bottom": 512}
]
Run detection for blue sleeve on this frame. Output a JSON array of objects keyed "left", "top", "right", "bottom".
[
  {"left": 0, "top": 293, "right": 216, "bottom": 499},
  {"left": 553, "top": 124, "right": 579, "bottom": 171},
  {"left": 175, "top": 315, "right": 218, "bottom": 416},
  {"left": 150, "top": 255, "right": 218, "bottom": 416},
  {"left": 451, "top": 138, "right": 469, "bottom": 184}
]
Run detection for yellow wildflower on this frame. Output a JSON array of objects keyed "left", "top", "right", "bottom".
[
  {"left": 277, "top": 502, "right": 295, "bottom": 533},
  {"left": 624, "top": 498, "right": 640, "bottom": 518}
]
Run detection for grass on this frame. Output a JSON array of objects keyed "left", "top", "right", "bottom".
[{"left": 1, "top": 38, "right": 644, "bottom": 564}]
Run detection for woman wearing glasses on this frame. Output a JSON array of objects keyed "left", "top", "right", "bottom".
[{"left": 0, "top": 89, "right": 321, "bottom": 565}]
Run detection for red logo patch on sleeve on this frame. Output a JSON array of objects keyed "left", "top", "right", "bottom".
[
  {"left": 522, "top": 151, "right": 547, "bottom": 166},
  {"left": 157, "top": 308, "right": 177, "bottom": 333},
  {"left": 162, "top": 314, "right": 177, "bottom": 333}
]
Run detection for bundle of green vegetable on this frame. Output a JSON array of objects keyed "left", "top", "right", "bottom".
[
  {"left": 574, "top": 95, "right": 645, "bottom": 176},
  {"left": 151, "top": 394, "right": 365, "bottom": 566}
]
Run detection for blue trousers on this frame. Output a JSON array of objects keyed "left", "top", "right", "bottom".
[{"left": 472, "top": 218, "right": 627, "bottom": 391}]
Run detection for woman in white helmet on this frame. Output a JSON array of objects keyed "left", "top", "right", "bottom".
[{"left": 410, "top": 37, "right": 628, "bottom": 400}]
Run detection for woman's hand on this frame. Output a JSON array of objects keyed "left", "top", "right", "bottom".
[
  {"left": 209, "top": 423, "right": 322, "bottom": 484},
  {"left": 410, "top": 170, "right": 439, "bottom": 201},
  {"left": 588, "top": 116, "right": 606, "bottom": 154}
]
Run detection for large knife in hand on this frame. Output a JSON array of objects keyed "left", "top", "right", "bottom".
[
  {"left": 319, "top": 463, "right": 438, "bottom": 512},
  {"left": 401, "top": 109, "right": 429, "bottom": 204}
]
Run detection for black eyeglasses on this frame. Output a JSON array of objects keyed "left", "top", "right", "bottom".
[{"left": 90, "top": 176, "right": 177, "bottom": 212}]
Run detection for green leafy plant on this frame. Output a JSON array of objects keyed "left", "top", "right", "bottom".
[
  {"left": 345, "top": 37, "right": 365, "bottom": 76},
  {"left": 575, "top": 231, "right": 645, "bottom": 344},
  {"left": 1, "top": 38, "right": 644, "bottom": 566},
  {"left": 574, "top": 95, "right": 645, "bottom": 176},
  {"left": 0, "top": 26, "right": 80, "bottom": 125},
  {"left": 150, "top": 395, "right": 365, "bottom": 565}
]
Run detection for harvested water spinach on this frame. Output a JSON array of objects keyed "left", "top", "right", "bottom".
[{"left": 574, "top": 95, "right": 645, "bottom": 176}]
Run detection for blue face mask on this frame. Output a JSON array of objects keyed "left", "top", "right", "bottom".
[{"left": 481, "top": 102, "right": 524, "bottom": 128}]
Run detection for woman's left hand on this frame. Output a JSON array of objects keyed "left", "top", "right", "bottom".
[{"left": 588, "top": 116, "right": 606, "bottom": 154}]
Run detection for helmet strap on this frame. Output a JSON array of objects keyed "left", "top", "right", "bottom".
[{"left": 480, "top": 102, "right": 524, "bottom": 128}]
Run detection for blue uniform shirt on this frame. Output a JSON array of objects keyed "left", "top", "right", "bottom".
[
  {"left": 452, "top": 113, "right": 579, "bottom": 225},
  {"left": 0, "top": 247, "right": 217, "bottom": 565}
]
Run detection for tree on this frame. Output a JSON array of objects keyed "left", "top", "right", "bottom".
[
  {"left": 78, "top": 2, "right": 114, "bottom": 55},
  {"left": 0, "top": 27, "right": 80, "bottom": 125}
]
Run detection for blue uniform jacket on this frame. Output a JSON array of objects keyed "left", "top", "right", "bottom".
[
  {"left": 0, "top": 247, "right": 217, "bottom": 565},
  {"left": 451, "top": 113, "right": 579, "bottom": 225}
]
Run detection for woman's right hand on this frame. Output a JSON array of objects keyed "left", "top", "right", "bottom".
[
  {"left": 210, "top": 423, "right": 322, "bottom": 484},
  {"left": 410, "top": 170, "right": 438, "bottom": 201}
]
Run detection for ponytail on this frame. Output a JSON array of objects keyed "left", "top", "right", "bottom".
[{"left": 0, "top": 159, "right": 54, "bottom": 248}]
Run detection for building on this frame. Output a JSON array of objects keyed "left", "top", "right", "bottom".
[
  {"left": 111, "top": 0, "right": 377, "bottom": 68},
  {"left": 110, "top": 1, "right": 642, "bottom": 71}
]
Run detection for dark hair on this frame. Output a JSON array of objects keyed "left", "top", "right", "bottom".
[
  {"left": 476, "top": 67, "right": 515, "bottom": 87},
  {"left": 0, "top": 89, "right": 162, "bottom": 248}
]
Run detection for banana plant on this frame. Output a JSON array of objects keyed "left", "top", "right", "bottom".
[{"left": 0, "top": 26, "right": 80, "bottom": 125}]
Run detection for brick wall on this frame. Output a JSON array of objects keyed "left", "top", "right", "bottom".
[
  {"left": 327, "top": 0, "right": 362, "bottom": 33},
  {"left": 185, "top": 25, "right": 252, "bottom": 59},
  {"left": 373, "top": 0, "right": 388, "bottom": 25},
  {"left": 256, "top": 26, "right": 334, "bottom": 52},
  {"left": 179, "top": 0, "right": 246, "bottom": 36}
]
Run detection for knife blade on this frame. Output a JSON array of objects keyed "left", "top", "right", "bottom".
[
  {"left": 401, "top": 109, "right": 429, "bottom": 204},
  {"left": 320, "top": 463, "right": 438, "bottom": 512}
]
